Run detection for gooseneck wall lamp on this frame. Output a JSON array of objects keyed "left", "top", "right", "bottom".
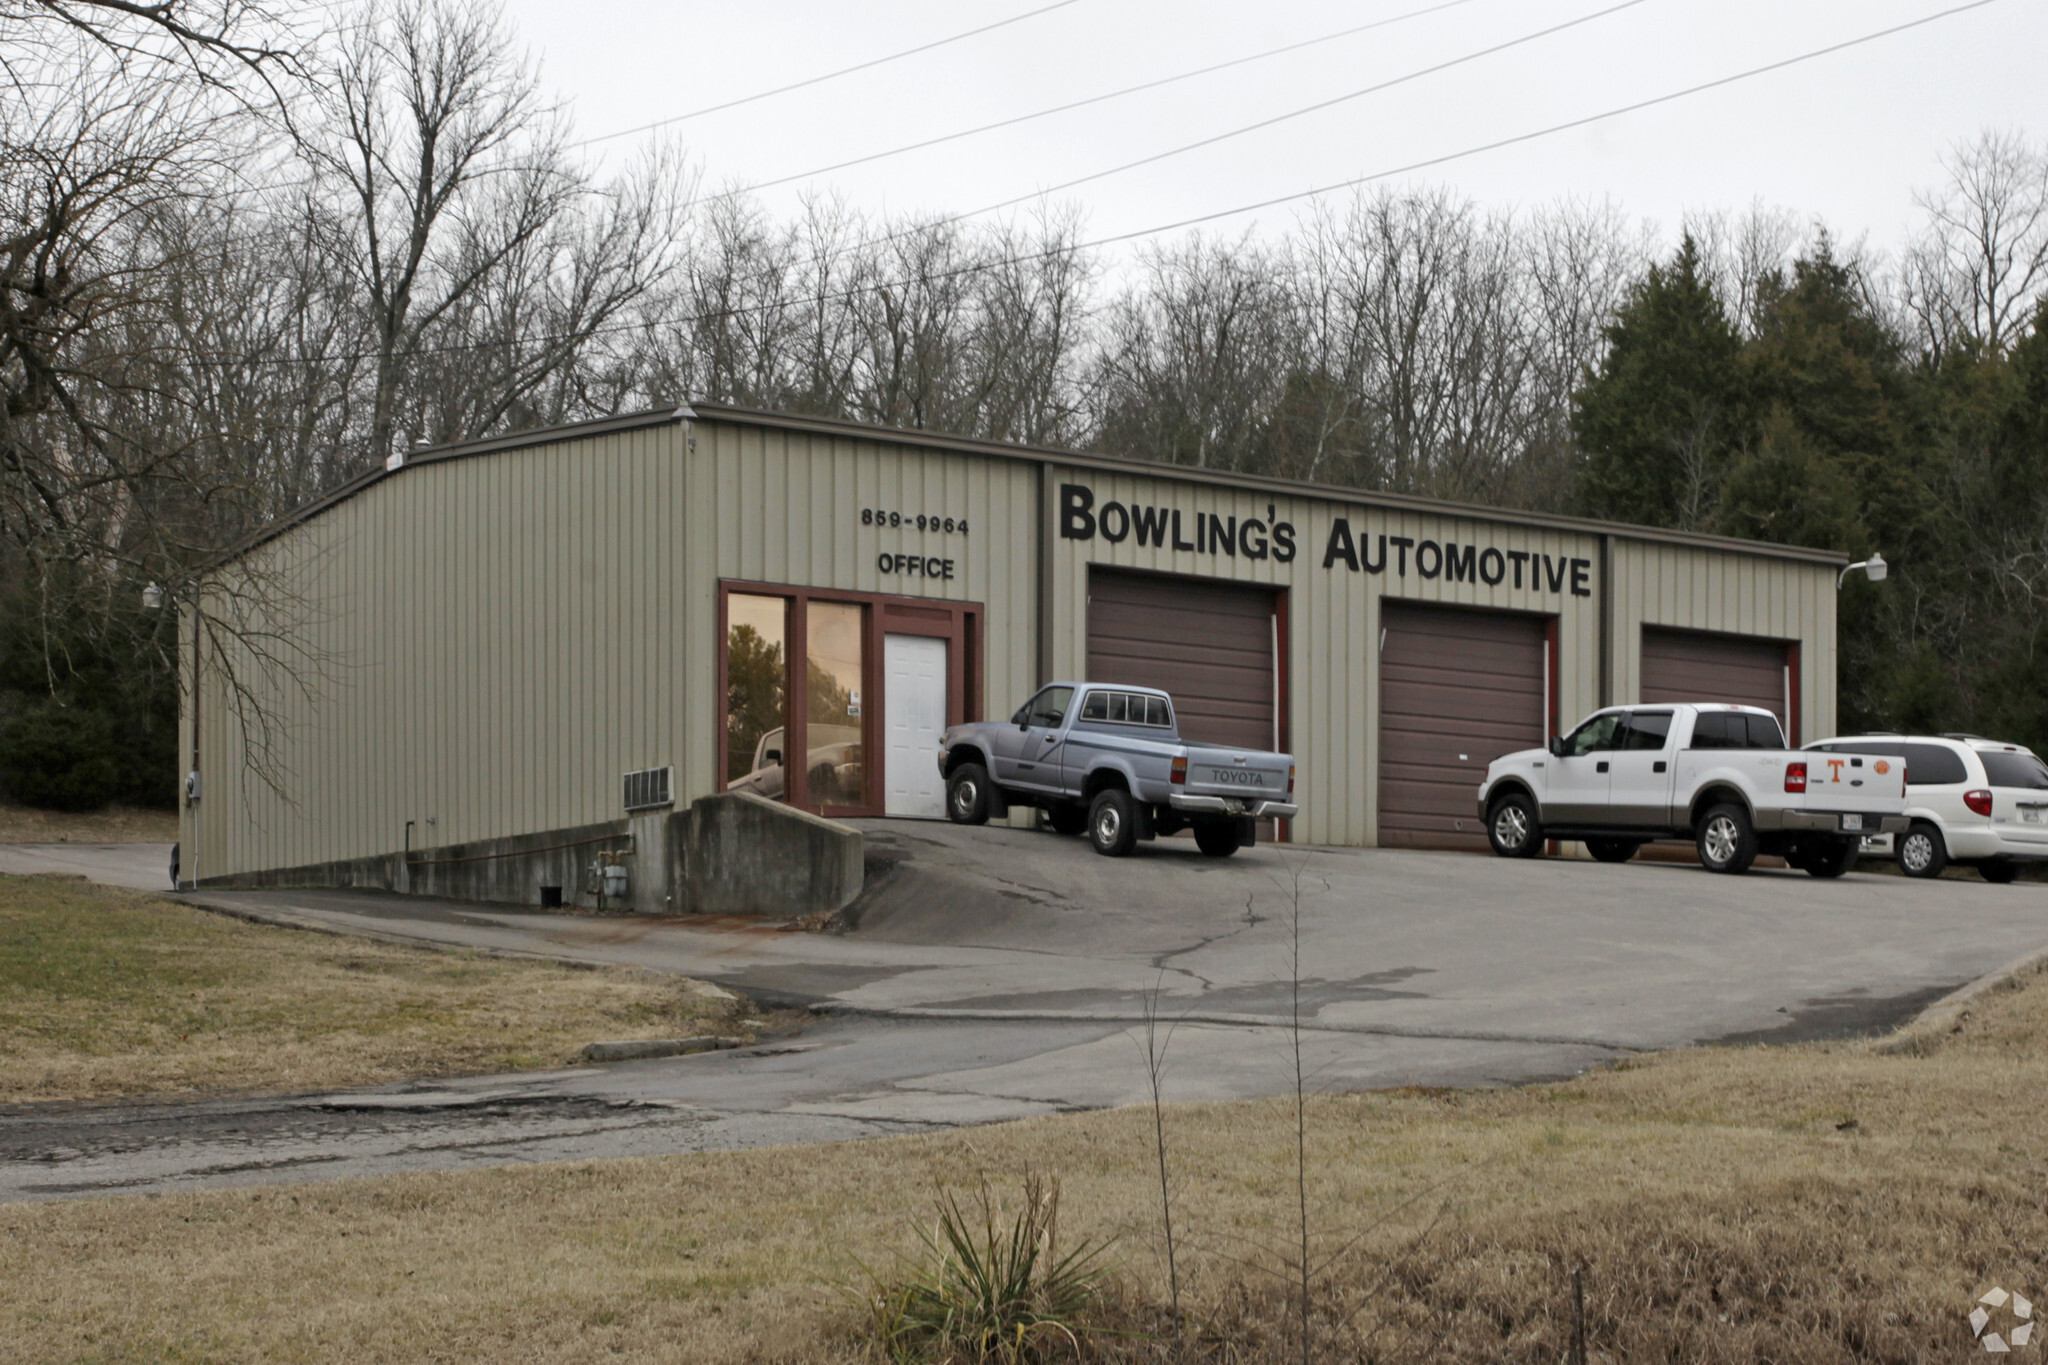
[{"left": 1838, "top": 552, "right": 1888, "bottom": 589}]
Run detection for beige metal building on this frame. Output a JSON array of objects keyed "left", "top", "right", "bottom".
[{"left": 178, "top": 402, "right": 1843, "bottom": 885}]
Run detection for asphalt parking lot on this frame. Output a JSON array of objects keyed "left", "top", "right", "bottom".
[{"left": 2, "top": 824, "right": 2044, "bottom": 1200}]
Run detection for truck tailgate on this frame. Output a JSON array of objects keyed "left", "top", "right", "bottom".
[
  {"left": 1800, "top": 751, "right": 1906, "bottom": 816},
  {"left": 1181, "top": 746, "right": 1292, "bottom": 803}
]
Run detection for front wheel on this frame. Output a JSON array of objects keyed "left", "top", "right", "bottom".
[
  {"left": 1586, "top": 837, "right": 1641, "bottom": 864},
  {"left": 1087, "top": 789, "right": 1138, "bottom": 857},
  {"left": 946, "top": 763, "right": 991, "bottom": 825},
  {"left": 1696, "top": 803, "right": 1757, "bottom": 875},
  {"left": 1486, "top": 792, "right": 1543, "bottom": 859},
  {"left": 1193, "top": 821, "right": 1242, "bottom": 858},
  {"left": 1898, "top": 822, "right": 1948, "bottom": 879}
]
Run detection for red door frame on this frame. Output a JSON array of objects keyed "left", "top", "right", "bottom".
[{"left": 717, "top": 580, "right": 983, "bottom": 818}]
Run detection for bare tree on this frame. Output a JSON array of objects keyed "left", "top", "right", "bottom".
[
  {"left": 1903, "top": 129, "right": 2048, "bottom": 357},
  {"left": 294, "top": 0, "right": 680, "bottom": 472},
  {"left": 1090, "top": 233, "right": 1293, "bottom": 472},
  {"left": 1687, "top": 201, "right": 1802, "bottom": 339}
]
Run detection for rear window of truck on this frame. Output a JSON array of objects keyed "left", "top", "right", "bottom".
[
  {"left": 1689, "top": 711, "right": 1784, "bottom": 749},
  {"left": 1078, "top": 690, "right": 1170, "bottom": 728}
]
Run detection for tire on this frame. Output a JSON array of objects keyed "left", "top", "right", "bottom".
[
  {"left": 945, "top": 763, "right": 991, "bottom": 826},
  {"left": 1087, "top": 789, "right": 1138, "bottom": 857},
  {"left": 1898, "top": 822, "right": 1948, "bottom": 879},
  {"left": 1586, "top": 837, "right": 1641, "bottom": 864},
  {"left": 1980, "top": 861, "right": 2021, "bottom": 885},
  {"left": 1696, "top": 802, "right": 1758, "bottom": 875},
  {"left": 1193, "top": 821, "right": 1242, "bottom": 858},
  {"left": 1801, "top": 837, "right": 1860, "bottom": 879},
  {"left": 1047, "top": 803, "right": 1088, "bottom": 836},
  {"left": 1486, "top": 792, "right": 1543, "bottom": 859}
]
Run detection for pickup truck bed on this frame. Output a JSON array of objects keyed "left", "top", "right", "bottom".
[
  {"left": 1478, "top": 703, "right": 1909, "bottom": 875},
  {"left": 940, "top": 681, "right": 1296, "bottom": 858}
]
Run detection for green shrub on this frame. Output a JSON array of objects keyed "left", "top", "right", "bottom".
[
  {"left": 865, "top": 1173, "right": 1107, "bottom": 1364},
  {"left": 0, "top": 700, "right": 122, "bottom": 811}
]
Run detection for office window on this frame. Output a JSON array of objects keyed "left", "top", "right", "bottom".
[
  {"left": 725, "top": 594, "right": 789, "bottom": 794},
  {"left": 806, "top": 600, "right": 866, "bottom": 806}
]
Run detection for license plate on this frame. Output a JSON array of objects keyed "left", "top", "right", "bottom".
[
  {"left": 1841, "top": 814, "right": 1863, "bottom": 832},
  {"left": 2025, "top": 807, "right": 2044, "bottom": 825}
]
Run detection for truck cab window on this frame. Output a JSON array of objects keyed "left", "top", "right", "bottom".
[
  {"left": 1621, "top": 711, "right": 1673, "bottom": 750},
  {"left": 1025, "top": 686, "right": 1074, "bottom": 728},
  {"left": 1562, "top": 713, "right": 1624, "bottom": 757}
]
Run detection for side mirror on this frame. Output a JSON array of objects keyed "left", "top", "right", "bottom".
[
  {"left": 1019, "top": 721, "right": 1032, "bottom": 732},
  {"left": 1547, "top": 736, "right": 1565, "bottom": 758}
]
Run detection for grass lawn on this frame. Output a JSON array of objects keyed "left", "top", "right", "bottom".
[
  {"left": 0, "top": 800, "right": 178, "bottom": 844},
  {"left": 0, "top": 874, "right": 747, "bottom": 1102},
  {"left": 6, "top": 924, "right": 2046, "bottom": 1362}
]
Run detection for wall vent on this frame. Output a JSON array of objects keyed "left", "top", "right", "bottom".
[{"left": 622, "top": 765, "right": 674, "bottom": 812}]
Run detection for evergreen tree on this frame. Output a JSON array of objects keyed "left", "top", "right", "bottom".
[{"left": 1574, "top": 237, "right": 1748, "bottom": 529}]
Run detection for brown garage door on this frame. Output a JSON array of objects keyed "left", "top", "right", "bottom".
[
  {"left": 1640, "top": 627, "right": 1791, "bottom": 737},
  {"left": 1087, "top": 568, "right": 1276, "bottom": 750},
  {"left": 1379, "top": 602, "right": 1547, "bottom": 851}
]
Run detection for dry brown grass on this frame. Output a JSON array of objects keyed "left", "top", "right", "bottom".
[
  {"left": 0, "top": 799, "right": 178, "bottom": 844},
  {"left": 9, "top": 945, "right": 2048, "bottom": 1361},
  {"left": 0, "top": 874, "right": 747, "bottom": 1102}
]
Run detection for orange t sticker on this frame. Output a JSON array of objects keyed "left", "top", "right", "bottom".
[{"left": 1826, "top": 758, "right": 1846, "bottom": 782}]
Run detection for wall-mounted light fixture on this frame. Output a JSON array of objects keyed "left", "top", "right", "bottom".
[{"left": 1838, "top": 553, "right": 1887, "bottom": 589}]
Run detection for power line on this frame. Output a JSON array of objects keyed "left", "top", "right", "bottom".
[
  {"left": 214, "top": 0, "right": 1086, "bottom": 202},
  {"left": 838, "top": 0, "right": 1654, "bottom": 255},
  {"left": 567, "top": 0, "right": 1087, "bottom": 150},
  {"left": 188, "top": 0, "right": 2001, "bottom": 371},
  {"left": 724, "top": 0, "right": 1481, "bottom": 199},
  {"left": 695, "top": 0, "right": 1653, "bottom": 290}
]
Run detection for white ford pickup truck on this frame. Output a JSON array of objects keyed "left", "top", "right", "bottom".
[{"left": 1476, "top": 703, "right": 1910, "bottom": 875}]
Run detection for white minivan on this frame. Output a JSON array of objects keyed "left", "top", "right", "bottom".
[{"left": 1803, "top": 734, "right": 2048, "bottom": 882}]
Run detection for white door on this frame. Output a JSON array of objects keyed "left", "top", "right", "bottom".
[{"left": 884, "top": 634, "right": 949, "bottom": 818}]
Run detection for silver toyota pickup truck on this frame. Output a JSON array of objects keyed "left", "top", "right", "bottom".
[{"left": 939, "top": 682, "right": 1297, "bottom": 857}]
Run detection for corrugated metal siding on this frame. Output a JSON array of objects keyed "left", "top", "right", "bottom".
[
  {"left": 189, "top": 421, "right": 699, "bottom": 881},
  {"left": 1041, "top": 465, "right": 1604, "bottom": 846},
  {"left": 1608, "top": 540, "right": 1835, "bottom": 744},
  {"left": 182, "top": 417, "right": 1841, "bottom": 876},
  {"left": 682, "top": 422, "right": 1041, "bottom": 810}
]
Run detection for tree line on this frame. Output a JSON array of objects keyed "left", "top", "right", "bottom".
[{"left": 3, "top": 0, "right": 2045, "bottom": 808}]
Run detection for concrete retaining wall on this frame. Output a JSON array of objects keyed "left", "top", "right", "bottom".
[
  {"left": 685, "top": 791, "right": 863, "bottom": 916},
  {"left": 197, "top": 794, "right": 862, "bottom": 918}
]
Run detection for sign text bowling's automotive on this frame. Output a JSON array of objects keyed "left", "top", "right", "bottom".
[{"left": 1058, "top": 482, "right": 1592, "bottom": 597}]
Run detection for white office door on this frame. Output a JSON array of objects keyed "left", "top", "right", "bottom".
[{"left": 884, "top": 634, "right": 949, "bottom": 818}]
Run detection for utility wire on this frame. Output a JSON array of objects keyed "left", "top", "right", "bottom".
[
  {"left": 842, "top": 0, "right": 1654, "bottom": 249},
  {"left": 217, "top": 0, "right": 1086, "bottom": 201},
  {"left": 568, "top": 0, "right": 1087, "bottom": 149},
  {"left": 189, "top": 0, "right": 2002, "bottom": 370},
  {"left": 725, "top": 0, "right": 1480, "bottom": 199},
  {"left": 675, "top": 0, "right": 1651, "bottom": 294}
]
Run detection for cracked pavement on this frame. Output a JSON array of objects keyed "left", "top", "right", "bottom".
[{"left": 3, "top": 823, "right": 2045, "bottom": 1201}]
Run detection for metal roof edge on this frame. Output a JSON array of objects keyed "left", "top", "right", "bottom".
[
  {"left": 202, "top": 406, "right": 689, "bottom": 571},
  {"left": 688, "top": 401, "right": 1849, "bottom": 568}
]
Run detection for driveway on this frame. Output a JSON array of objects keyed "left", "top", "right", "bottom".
[{"left": 3, "top": 824, "right": 2044, "bottom": 1201}]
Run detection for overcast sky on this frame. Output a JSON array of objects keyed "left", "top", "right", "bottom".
[{"left": 504, "top": 0, "right": 2042, "bottom": 267}]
